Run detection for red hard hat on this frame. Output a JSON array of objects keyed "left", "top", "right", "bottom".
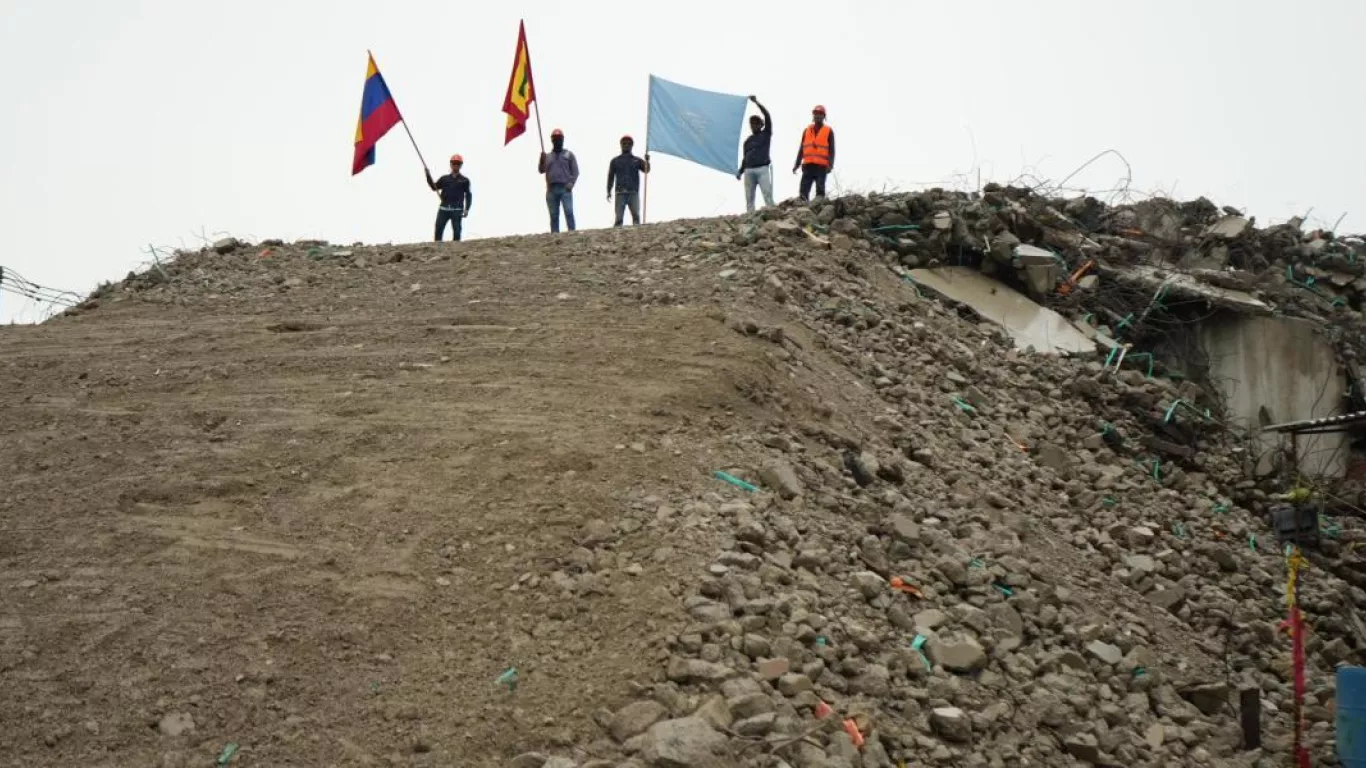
[
  {"left": 551, "top": 128, "right": 564, "bottom": 138},
  {"left": 621, "top": 134, "right": 633, "bottom": 143},
  {"left": 812, "top": 104, "right": 826, "bottom": 114},
  {"left": 449, "top": 154, "right": 463, "bottom": 164}
]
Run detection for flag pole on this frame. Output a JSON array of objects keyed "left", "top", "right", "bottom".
[
  {"left": 368, "top": 49, "right": 429, "bottom": 172},
  {"left": 642, "top": 76, "right": 650, "bottom": 224},
  {"left": 523, "top": 21, "right": 547, "bottom": 154},
  {"left": 400, "top": 120, "right": 429, "bottom": 172},
  {"left": 532, "top": 99, "right": 547, "bottom": 155}
]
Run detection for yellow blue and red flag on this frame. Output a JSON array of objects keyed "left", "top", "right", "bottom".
[{"left": 352, "top": 52, "right": 403, "bottom": 175}]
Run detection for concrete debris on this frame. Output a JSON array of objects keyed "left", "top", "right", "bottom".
[{"left": 50, "top": 186, "right": 1366, "bottom": 768}]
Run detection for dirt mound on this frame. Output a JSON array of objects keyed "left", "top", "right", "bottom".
[{"left": 2, "top": 195, "right": 1360, "bottom": 767}]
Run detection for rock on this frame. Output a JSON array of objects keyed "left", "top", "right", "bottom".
[
  {"left": 777, "top": 673, "right": 814, "bottom": 696},
  {"left": 758, "top": 462, "right": 803, "bottom": 500},
  {"left": 1127, "top": 527, "right": 1156, "bottom": 548},
  {"left": 543, "top": 759, "right": 578, "bottom": 768},
  {"left": 1125, "top": 554, "right": 1157, "bottom": 574},
  {"left": 640, "top": 717, "right": 727, "bottom": 768},
  {"left": 849, "top": 664, "right": 892, "bottom": 697},
  {"left": 1035, "top": 443, "right": 1073, "bottom": 473},
  {"left": 693, "top": 695, "right": 733, "bottom": 731},
  {"left": 1086, "top": 640, "right": 1123, "bottom": 666},
  {"left": 852, "top": 570, "right": 887, "bottom": 599},
  {"left": 1205, "top": 215, "right": 1250, "bottom": 239},
  {"left": 733, "top": 712, "right": 777, "bottom": 737},
  {"left": 1180, "top": 682, "right": 1230, "bottom": 716},
  {"left": 757, "top": 658, "right": 790, "bottom": 679},
  {"left": 914, "top": 608, "right": 948, "bottom": 633},
  {"left": 926, "top": 635, "right": 987, "bottom": 673},
  {"left": 888, "top": 514, "right": 921, "bottom": 545},
  {"left": 1144, "top": 723, "right": 1165, "bottom": 750},
  {"left": 510, "top": 753, "right": 550, "bottom": 768},
  {"left": 728, "top": 693, "right": 776, "bottom": 720},
  {"left": 212, "top": 237, "right": 241, "bottom": 254},
  {"left": 1064, "top": 733, "right": 1101, "bottom": 763},
  {"left": 929, "top": 707, "right": 972, "bottom": 743},
  {"left": 157, "top": 713, "right": 195, "bottom": 738},
  {"left": 667, "top": 658, "right": 734, "bottom": 683},
  {"left": 610, "top": 700, "right": 669, "bottom": 743},
  {"left": 1149, "top": 584, "right": 1188, "bottom": 613}
]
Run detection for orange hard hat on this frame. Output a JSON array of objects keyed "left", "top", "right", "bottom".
[
  {"left": 449, "top": 154, "right": 463, "bottom": 164},
  {"left": 812, "top": 104, "right": 826, "bottom": 114},
  {"left": 551, "top": 128, "right": 564, "bottom": 138}
]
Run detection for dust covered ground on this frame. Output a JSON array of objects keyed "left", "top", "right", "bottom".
[
  {"left": 0, "top": 231, "right": 810, "bottom": 766},
  {"left": 2, "top": 195, "right": 1359, "bottom": 767}
]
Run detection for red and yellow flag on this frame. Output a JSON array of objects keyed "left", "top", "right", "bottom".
[{"left": 501, "top": 20, "right": 536, "bottom": 145}]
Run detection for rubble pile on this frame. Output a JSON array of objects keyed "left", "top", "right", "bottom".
[{"left": 69, "top": 192, "right": 1366, "bottom": 767}]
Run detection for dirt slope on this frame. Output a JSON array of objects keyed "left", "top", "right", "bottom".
[
  {"left": 1, "top": 201, "right": 1355, "bottom": 768},
  {"left": 0, "top": 231, "right": 808, "bottom": 766}
]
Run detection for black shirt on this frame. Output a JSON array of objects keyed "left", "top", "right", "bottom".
[
  {"left": 741, "top": 103, "right": 773, "bottom": 170},
  {"left": 430, "top": 174, "right": 472, "bottom": 210},
  {"left": 607, "top": 154, "right": 646, "bottom": 194}
]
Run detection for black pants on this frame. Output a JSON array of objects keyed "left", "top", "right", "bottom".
[
  {"left": 435, "top": 207, "right": 463, "bottom": 241},
  {"left": 799, "top": 164, "right": 828, "bottom": 200}
]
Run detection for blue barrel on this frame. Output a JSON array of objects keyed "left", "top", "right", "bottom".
[{"left": 1339, "top": 666, "right": 1366, "bottom": 766}]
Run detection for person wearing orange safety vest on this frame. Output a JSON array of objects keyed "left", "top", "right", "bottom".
[{"left": 792, "top": 105, "right": 835, "bottom": 201}]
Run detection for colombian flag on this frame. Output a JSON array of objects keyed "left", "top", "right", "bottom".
[
  {"left": 352, "top": 52, "right": 403, "bottom": 175},
  {"left": 501, "top": 21, "right": 537, "bottom": 145}
]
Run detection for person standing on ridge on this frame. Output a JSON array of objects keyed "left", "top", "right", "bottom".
[
  {"left": 792, "top": 105, "right": 834, "bottom": 201},
  {"left": 425, "top": 154, "right": 472, "bottom": 242},
  {"left": 607, "top": 135, "right": 651, "bottom": 227},
  {"left": 539, "top": 128, "right": 579, "bottom": 233},
  {"left": 736, "top": 95, "right": 774, "bottom": 212}
]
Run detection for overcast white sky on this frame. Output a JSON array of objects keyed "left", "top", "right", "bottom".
[{"left": 2, "top": 0, "right": 1364, "bottom": 322}]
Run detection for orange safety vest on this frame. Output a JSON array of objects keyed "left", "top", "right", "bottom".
[{"left": 801, "top": 124, "right": 832, "bottom": 167}]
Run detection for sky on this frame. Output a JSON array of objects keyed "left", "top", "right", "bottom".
[{"left": 2, "top": 0, "right": 1364, "bottom": 322}]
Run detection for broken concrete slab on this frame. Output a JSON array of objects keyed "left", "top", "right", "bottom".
[{"left": 907, "top": 267, "right": 1099, "bottom": 355}]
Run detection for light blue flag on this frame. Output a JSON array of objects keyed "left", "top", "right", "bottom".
[{"left": 646, "top": 75, "right": 748, "bottom": 176}]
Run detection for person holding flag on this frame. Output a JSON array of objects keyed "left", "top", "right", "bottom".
[
  {"left": 792, "top": 105, "right": 835, "bottom": 201},
  {"left": 606, "top": 135, "right": 650, "bottom": 227},
  {"left": 538, "top": 129, "right": 579, "bottom": 233},
  {"left": 736, "top": 95, "right": 774, "bottom": 212},
  {"left": 425, "top": 155, "right": 472, "bottom": 242}
]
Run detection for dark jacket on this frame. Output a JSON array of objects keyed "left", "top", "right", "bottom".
[
  {"left": 740, "top": 103, "right": 773, "bottom": 170},
  {"left": 607, "top": 153, "right": 647, "bottom": 195},
  {"left": 428, "top": 173, "right": 472, "bottom": 210}
]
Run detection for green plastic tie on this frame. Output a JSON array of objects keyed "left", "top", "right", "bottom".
[
  {"left": 1212, "top": 503, "right": 1230, "bottom": 514},
  {"left": 910, "top": 634, "right": 932, "bottom": 671},
  {"left": 950, "top": 396, "right": 976, "bottom": 413},
  {"left": 1172, "top": 522, "right": 1186, "bottom": 539},
  {"left": 496, "top": 666, "right": 519, "bottom": 691},
  {"left": 713, "top": 471, "right": 758, "bottom": 492},
  {"left": 1102, "top": 497, "right": 1117, "bottom": 507},
  {"left": 217, "top": 744, "right": 240, "bottom": 766},
  {"left": 1248, "top": 534, "right": 1258, "bottom": 552},
  {"left": 969, "top": 558, "right": 985, "bottom": 569},
  {"left": 992, "top": 582, "right": 1014, "bottom": 597}
]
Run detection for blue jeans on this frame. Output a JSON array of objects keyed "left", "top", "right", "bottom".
[
  {"left": 435, "top": 206, "right": 463, "bottom": 241},
  {"left": 614, "top": 190, "right": 641, "bottom": 226},
  {"left": 547, "top": 184, "right": 575, "bottom": 232}
]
